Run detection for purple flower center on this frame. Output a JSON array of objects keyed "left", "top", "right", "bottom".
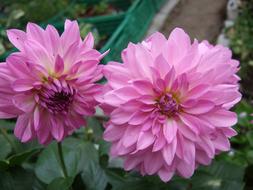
[
  {"left": 39, "top": 80, "right": 75, "bottom": 114},
  {"left": 156, "top": 94, "right": 179, "bottom": 117}
]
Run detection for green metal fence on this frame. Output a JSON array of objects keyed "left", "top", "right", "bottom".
[{"left": 100, "top": 0, "right": 157, "bottom": 63}]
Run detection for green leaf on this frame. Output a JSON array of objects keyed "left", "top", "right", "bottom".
[
  {"left": 81, "top": 160, "right": 108, "bottom": 190},
  {"left": 109, "top": 177, "right": 157, "bottom": 190},
  {"left": 98, "top": 139, "right": 110, "bottom": 157},
  {"left": 0, "top": 134, "right": 11, "bottom": 159},
  {"left": 0, "top": 119, "right": 15, "bottom": 130},
  {"left": 32, "top": 177, "right": 47, "bottom": 190},
  {"left": 79, "top": 142, "right": 108, "bottom": 190},
  {"left": 189, "top": 161, "right": 245, "bottom": 190},
  {"left": 247, "top": 151, "right": 253, "bottom": 164},
  {"left": 0, "top": 160, "right": 9, "bottom": 170},
  {"left": 106, "top": 169, "right": 160, "bottom": 190},
  {"left": 235, "top": 100, "right": 253, "bottom": 127},
  {"left": 106, "top": 161, "right": 245, "bottom": 190},
  {"left": 106, "top": 168, "right": 130, "bottom": 188},
  {"left": 8, "top": 148, "right": 40, "bottom": 167},
  {"left": 72, "top": 174, "right": 86, "bottom": 190},
  {"left": 47, "top": 177, "right": 73, "bottom": 190},
  {"left": 35, "top": 138, "right": 83, "bottom": 184},
  {"left": 246, "top": 131, "right": 253, "bottom": 147},
  {"left": 0, "top": 167, "right": 35, "bottom": 190},
  {"left": 35, "top": 137, "right": 109, "bottom": 188},
  {"left": 0, "top": 148, "right": 40, "bottom": 170},
  {"left": 86, "top": 117, "right": 103, "bottom": 140}
]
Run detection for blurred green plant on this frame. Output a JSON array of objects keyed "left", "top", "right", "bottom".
[
  {"left": 0, "top": 0, "right": 69, "bottom": 57},
  {"left": 215, "top": 100, "right": 253, "bottom": 190},
  {"left": 0, "top": 0, "right": 122, "bottom": 58},
  {"left": 0, "top": 0, "right": 68, "bottom": 28},
  {"left": 79, "top": 23, "right": 101, "bottom": 46},
  {"left": 70, "top": 1, "right": 116, "bottom": 18},
  {"left": 226, "top": 0, "right": 253, "bottom": 98}
]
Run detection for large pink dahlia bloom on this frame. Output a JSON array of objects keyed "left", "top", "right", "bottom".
[
  {"left": 0, "top": 20, "right": 106, "bottom": 145},
  {"left": 99, "top": 28, "right": 241, "bottom": 182}
]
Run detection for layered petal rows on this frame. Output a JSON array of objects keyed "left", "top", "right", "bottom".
[
  {"left": 0, "top": 20, "right": 106, "bottom": 144},
  {"left": 98, "top": 28, "right": 241, "bottom": 181}
]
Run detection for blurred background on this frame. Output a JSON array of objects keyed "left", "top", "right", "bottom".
[{"left": 0, "top": 0, "right": 253, "bottom": 190}]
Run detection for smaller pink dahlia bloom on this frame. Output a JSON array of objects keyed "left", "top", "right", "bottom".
[
  {"left": 98, "top": 28, "right": 241, "bottom": 182},
  {"left": 0, "top": 20, "right": 107, "bottom": 145}
]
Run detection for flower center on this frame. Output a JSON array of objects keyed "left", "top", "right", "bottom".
[
  {"left": 156, "top": 94, "right": 179, "bottom": 117},
  {"left": 39, "top": 80, "right": 75, "bottom": 114}
]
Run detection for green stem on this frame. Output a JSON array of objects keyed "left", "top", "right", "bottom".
[
  {"left": 0, "top": 128, "right": 18, "bottom": 153},
  {"left": 57, "top": 142, "right": 68, "bottom": 178}
]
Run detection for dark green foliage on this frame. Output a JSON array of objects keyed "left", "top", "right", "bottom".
[
  {"left": 0, "top": 116, "right": 248, "bottom": 190},
  {"left": 227, "top": 0, "right": 253, "bottom": 98}
]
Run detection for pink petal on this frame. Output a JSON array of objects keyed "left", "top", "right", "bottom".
[
  {"left": 26, "top": 23, "right": 45, "bottom": 45},
  {"left": 45, "top": 25, "right": 60, "bottom": 55},
  {"left": 124, "top": 156, "right": 143, "bottom": 171},
  {"left": 145, "top": 32, "right": 167, "bottom": 57},
  {"left": 34, "top": 106, "right": 40, "bottom": 131},
  {"left": 12, "top": 94, "right": 35, "bottom": 112},
  {"left": 113, "top": 87, "right": 141, "bottom": 100},
  {"left": 182, "top": 137, "right": 195, "bottom": 164},
  {"left": 183, "top": 100, "right": 215, "bottom": 114},
  {"left": 111, "top": 108, "right": 134, "bottom": 125},
  {"left": 196, "top": 150, "right": 212, "bottom": 165},
  {"left": 14, "top": 114, "right": 33, "bottom": 142},
  {"left": 128, "top": 111, "right": 149, "bottom": 125},
  {"left": 154, "top": 54, "right": 171, "bottom": 77},
  {"left": 73, "top": 102, "right": 95, "bottom": 116},
  {"left": 198, "top": 136, "right": 215, "bottom": 158},
  {"left": 185, "top": 84, "right": 209, "bottom": 100},
  {"left": 158, "top": 168, "right": 174, "bottom": 182},
  {"left": 164, "top": 66, "right": 176, "bottom": 89},
  {"left": 54, "top": 55, "right": 64, "bottom": 74},
  {"left": 24, "top": 39, "right": 53, "bottom": 71},
  {"left": 152, "top": 134, "right": 166, "bottom": 152},
  {"left": 12, "top": 79, "right": 34, "bottom": 92},
  {"left": 221, "top": 127, "right": 237, "bottom": 137},
  {"left": 144, "top": 153, "right": 163, "bottom": 175},
  {"left": 212, "top": 132, "right": 230, "bottom": 151},
  {"left": 132, "top": 80, "right": 154, "bottom": 95},
  {"left": 99, "top": 49, "right": 110, "bottom": 60},
  {"left": 163, "top": 119, "right": 178, "bottom": 143},
  {"left": 103, "top": 124, "right": 125, "bottom": 142},
  {"left": 0, "top": 111, "right": 17, "bottom": 118},
  {"left": 35, "top": 110, "right": 53, "bottom": 145},
  {"left": 136, "top": 131, "right": 155, "bottom": 150},
  {"left": 7, "top": 29, "right": 26, "bottom": 51},
  {"left": 83, "top": 32, "right": 94, "bottom": 48},
  {"left": 179, "top": 113, "right": 200, "bottom": 135},
  {"left": 162, "top": 138, "right": 177, "bottom": 165},
  {"left": 167, "top": 28, "right": 191, "bottom": 65},
  {"left": 61, "top": 20, "right": 80, "bottom": 51},
  {"left": 177, "top": 160, "right": 195, "bottom": 178},
  {"left": 50, "top": 117, "right": 64, "bottom": 141},
  {"left": 122, "top": 126, "right": 140, "bottom": 147},
  {"left": 178, "top": 122, "right": 197, "bottom": 141},
  {"left": 201, "top": 109, "right": 237, "bottom": 127}
]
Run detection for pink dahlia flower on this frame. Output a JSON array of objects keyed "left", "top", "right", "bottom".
[
  {"left": 0, "top": 20, "right": 106, "bottom": 145},
  {"left": 98, "top": 28, "right": 241, "bottom": 182}
]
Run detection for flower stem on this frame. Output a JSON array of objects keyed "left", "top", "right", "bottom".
[
  {"left": 57, "top": 142, "right": 68, "bottom": 178},
  {"left": 0, "top": 128, "right": 18, "bottom": 153}
]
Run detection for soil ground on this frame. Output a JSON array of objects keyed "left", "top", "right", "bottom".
[{"left": 161, "top": 0, "right": 228, "bottom": 42}]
